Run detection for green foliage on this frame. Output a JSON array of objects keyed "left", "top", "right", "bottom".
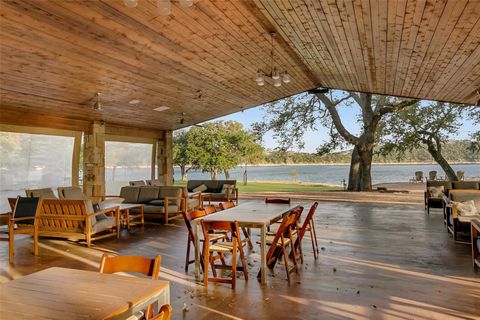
[
  {"left": 468, "top": 107, "right": 480, "bottom": 153},
  {"left": 175, "top": 121, "right": 264, "bottom": 179}
]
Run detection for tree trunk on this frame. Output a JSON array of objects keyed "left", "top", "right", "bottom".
[
  {"left": 347, "top": 147, "right": 360, "bottom": 191},
  {"left": 180, "top": 165, "right": 187, "bottom": 181},
  {"left": 426, "top": 141, "right": 458, "bottom": 181},
  {"left": 224, "top": 170, "right": 230, "bottom": 180},
  {"left": 358, "top": 147, "right": 373, "bottom": 191},
  {"left": 211, "top": 169, "right": 218, "bottom": 180},
  {"left": 243, "top": 164, "right": 248, "bottom": 185}
]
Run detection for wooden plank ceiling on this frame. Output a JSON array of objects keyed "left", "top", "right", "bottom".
[{"left": 0, "top": 0, "right": 479, "bottom": 131}]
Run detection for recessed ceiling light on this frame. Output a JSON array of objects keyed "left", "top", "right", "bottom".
[
  {"left": 129, "top": 99, "right": 140, "bottom": 104},
  {"left": 154, "top": 106, "right": 170, "bottom": 112}
]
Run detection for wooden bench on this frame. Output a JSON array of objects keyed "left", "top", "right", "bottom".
[{"left": 38, "top": 199, "right": 120, "bottom": 247}]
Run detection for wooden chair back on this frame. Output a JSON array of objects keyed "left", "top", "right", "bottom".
[
  {"left": 11, "top": 197, "right": 43, "bottom": 225},
  {"left": 182, "top": 208, "right": 207, "bottom": 239},
  {"left": 219, "top": 201, "right": 235, "bottom": 210},
  {"left": 201, "top": 220, "right": 239, "bottom": 238},
  {"left": 414, "top": 171, "right": 423, "bottom": 181},
  {"left": 151, "top": 304, "right": 172, "bottom": 320},
  {"left": 265, "top": 198, "right": 291, "bottom": 204},
  {"left": 99, "top": 254, "right": 161, "bottom": 280},
  {"left": 203, "top": 204, "right": 217, "bottom": 214},
  {"left": 266, "top": 207, "right": 303, "bottom": 263},
  {"left": 40, "top": 199, "right": 88, "bottom": 232}
]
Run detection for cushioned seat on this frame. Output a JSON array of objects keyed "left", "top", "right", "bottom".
[
  {"left": 477, "top": 238, "right": 480, "bottom": 254},
  {"left": 91, "top": 216, "right": 116, "bottom": 234}
]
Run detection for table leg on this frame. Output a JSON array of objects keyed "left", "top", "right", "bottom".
[
  {"left": 194, "top": 221, "right": 201, "bottom": 280},
  {"left": 260, "top": 225, "right": 267, "bottom": 285},
  {"left": 126, "top": 209, "right": 130, "bottom": 230}
]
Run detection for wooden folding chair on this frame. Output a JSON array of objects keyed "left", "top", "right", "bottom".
[
  {"left": 182, "top": 209, "right": 226, "bottom": 272},
  {"left": 293, "top": 202, "right": 319, "bottom": 260},
  {"left": 219, "top": 201, "right": 253, "bottom": 248},
  {"left": 259, "top": 207, "right": 303, "bottom": 283},
  {"left": 151, "top": 304, "right": 172, "bottom": 320},
  {"left": 0, "top": 196, "right": 43, "bottom": 264},
  {"left": 99, "top": 254, "right": 161, "bottom": 319},
  {"left": 201, "top": 220, "right": 248, "bottom": 289}
]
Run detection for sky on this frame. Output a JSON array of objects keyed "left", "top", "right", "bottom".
[{"left": 202, "top": 95, "right": 478, "bottom": 153}]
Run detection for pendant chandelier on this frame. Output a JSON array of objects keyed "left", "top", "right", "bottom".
[
  {"left": 255, "top": 32, "right": 291, "bottom": 87},
  {"left": 123, "top": 0, "right": 194, "bottom": 16}
]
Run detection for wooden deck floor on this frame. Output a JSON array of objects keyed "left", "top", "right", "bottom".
[{"left": 1, "top": 201, "right": 479, "bottom": 319}]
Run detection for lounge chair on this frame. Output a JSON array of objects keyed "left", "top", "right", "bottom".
[
  {"left": 409, "top": 171, "right": 423, "bottom": 183},
  {"left": 445, "top": 190, "right": 480, "bottom": 243},
  {"left": 428, "top": 171, "right": 437, "bottom": 181},
  {"left": 425, "top": 181, "right": 452, "bottom": 214},
  {"left": 472, "top": 219, "right": 480, "bottom": 268},
  {"left": 129, "top": 180, "right": 147, "bottom": 186},
  {"left": 457, "top": 170, "right": 465, "bottom": 181}
]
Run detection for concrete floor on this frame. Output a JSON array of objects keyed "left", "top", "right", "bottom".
[{"left": 1, "top": 201, "right": 479, "bottom": 320}]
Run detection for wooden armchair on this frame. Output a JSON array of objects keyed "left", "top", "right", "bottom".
[
  {"left": 40, "top": 199, "right": 120, "bottom": 247},
  {"left": 0, "top": 197, "right": 43, "bottom": 263},
  {"left": 99, "top": 254, "right": 161, "bottom": 319}
]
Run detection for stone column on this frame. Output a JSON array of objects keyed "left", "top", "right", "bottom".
[
  {"left": 83, "top": 121, "right": 105, "bottom": 202},
  {"left": 157, "top": 130, "right": 173, "bottom": 186}
]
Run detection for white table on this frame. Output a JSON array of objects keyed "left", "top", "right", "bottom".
[
  {"left": 0, "top": 267, "right": 170, "bottom": 320},
  {"left": 193, "top": 202, "right": 299, "bottom": 285}
]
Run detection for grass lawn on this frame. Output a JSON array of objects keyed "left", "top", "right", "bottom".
[{"left": 174, "top": 180, "right": 341, "bottom": 193}]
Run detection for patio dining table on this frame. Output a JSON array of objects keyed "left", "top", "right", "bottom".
[{"left": 193, "top": 202, "right": 300, "bottom": 285}]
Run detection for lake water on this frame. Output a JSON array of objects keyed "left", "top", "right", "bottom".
[{"left": 174, "top": 163, "right": 480, "bottom": 185}]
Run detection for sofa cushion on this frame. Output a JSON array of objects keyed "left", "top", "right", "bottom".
[
  {"left": 91, "top": 216, "right": 116, "bottom": 234},
  {"left": 452, "top": 181, "right": 480, "bottom": 190},
  {"left": 453, "top": 200, "right": 478, "bottom": 216},
  {"left": 85, "top": 200, "right": 97, "bottom": 226},
  {"left": 209, "top": 193, "right": 228, "bottom": 200},
  {"left": 450, "top": 190, "right": 480, "bottom": 203},
  {"left": 221, "top": 184, "right": 235, "bottom": 196},
  {"left": 158, "top": 187, "right": 182, "bottom": 206},
  {"left": 137, "top": 187, "right": 160, "bottom": 204},
  {"left": 129, "top": 180, "right": 146, "bottom": 186},
  {"left": 120, "top": 187, "right": 140, "bottom": 203},
  {"left": 426, "top": 180, "right": 452, "bottom": 190},
  {"left": 477, "top": 238, "right": 480, "bottom": 254},
  {"left": 193, "top": 184, "right": 208, "bottom": 193},
  {"left": 141, "top": 205, "right": 179, "bottom": 214},
  {"left": 62, "top": 187, "right": 84, "bottom": 199},
  {"left": 428, "top": 186, "right": 444, "bottom": 198},
  {"left": 26, "top": 188, "right": 57, "bottom": 199},
  {"left": 149, "top": 199, "right": 177, "bottom": 206}
]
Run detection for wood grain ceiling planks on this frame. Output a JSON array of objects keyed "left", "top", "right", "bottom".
[
  {"left": 253, "top": 0, "right": 480, "bottom": 105},
  {"left": 0, "top": 0, "right": 479, "bottom": 132}
]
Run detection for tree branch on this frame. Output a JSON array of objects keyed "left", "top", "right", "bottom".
[
  {"left": 315, "top": 93, "right": 361, "bottom": 145},
  {"left": 375, "top": 99, "right": 419, "bottom": 116}
]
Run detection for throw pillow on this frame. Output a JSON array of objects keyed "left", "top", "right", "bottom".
[
  {"left": 427, "top": 186, "right": 444, "bottom": 198},
  {"left": 193, "top": 184, "right": 208, "bottom": 193},
  {"left": 221, "top": 184, "right": 235, "bottom": 195},
  {"left": 455, "top": 200, "right": 478, "bottom": 216}
]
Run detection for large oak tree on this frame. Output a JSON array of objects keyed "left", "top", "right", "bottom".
[{"left": 253, "top": 91, "right": 418, "bottom": 191}]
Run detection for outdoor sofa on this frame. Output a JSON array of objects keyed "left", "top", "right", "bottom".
[
  {"left": 425, "top": 180, "right": 480, "bottom": 214},
  {"left": 119, "top": 185, "right": 199, "bottom": 224},
  {"left": 445, "top": 190, "right": 480, "bottom": 243},
  {"left": 186, "top": 180, "right": 238, "bottom": 205},
  {"left": 471, "top": 219, "right": 480, "bottom": 268}
]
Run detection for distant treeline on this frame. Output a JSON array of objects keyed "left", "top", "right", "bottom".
[{"left": 264, "top": 141, "right": 480, "bottom": 164}]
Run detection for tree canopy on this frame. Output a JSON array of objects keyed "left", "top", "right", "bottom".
[
  {"left": 381, "top": 102, "right": 468, "bottom": 180},
  {"left": 173, "top": 121, "right": 264, "bottom": 180}
]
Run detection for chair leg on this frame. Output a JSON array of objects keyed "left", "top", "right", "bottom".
[
  {"left": 311, "top": 220, "right": 319, "bottom": 254},
  {"left": 185, "top": 238, "right": 191, "bottom": 272},
  {"left": 309, "top": 227, "right": 318, "bottom": 259},
  {"left": 8, "top": 230, "right": 14, "bottom": 264},
  {"left": 210, "top": 255, "right": 217, "bottom": 278},
  {"left": 289, "top": 232, "right": 299, "bottom": 274},
  {"left": 231, "top": 240, "right": 237, "bottom": 289},
  {"left": 241, "top": 227, "right": 253, "bottom": 249},
  {"left": 203, "top": 244, "right": 209, "bottom": 286},
  {"left": 238, "top": 238, "right": 248, "bottom": 280},
  {"left": 281, "top": 243, "right": 290, "bottom": 283},
  {"left": 34, "top": 225, "right": 39, "bottom": 256}
]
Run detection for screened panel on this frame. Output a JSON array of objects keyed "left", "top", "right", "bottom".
[
  {"left": 0, "top": 132, "right": 74, "bottom": 212},
  {"left": 105, "top": 141, "right": 152, "bottom": 195}
]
